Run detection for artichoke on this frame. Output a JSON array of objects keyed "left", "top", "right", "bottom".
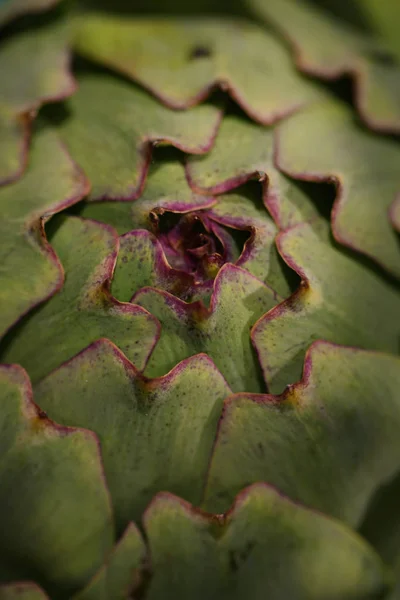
[{"left": 1, "top": 0, "right": 400, "bottom": 597}]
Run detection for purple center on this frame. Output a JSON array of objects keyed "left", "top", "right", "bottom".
[{"left": 150, "top": 211, "right": 228, "bottom": 282}]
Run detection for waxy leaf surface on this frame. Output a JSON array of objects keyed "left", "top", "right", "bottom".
[
  {"left": 252, "top": 220, "right": 400, "bottom": 393},
  {"left": 79, "top": 159, "right": 216, "bottom": 234},
  {"left": 0, "top": 127, "right": 88, "bottom": 340},
  {"left": 248, "top": 0, "right": 400, "bottom": 132},
  {"left": 0, "top": 20, "right": 75, "bottom": 184},
  {"left": 134, "top": 264, "right": 279, "bottom": 393},
  {"left": 186, "top": 114, "right": 319, "bottom": 230},
  {"left": 36, "top": 340, "right": 231, "bottom": 529},
  {"left": 0, "top": 365, "right": 114, "bottom": 596},
  {"left": 278, "top": 108, "right": 400, "bottom": 276},
  {"left": 71, "top": 523, "right": 146, "bottom": 600},
  {"left": 276, "top": 100, "right": 400, "bottom": 276},
  {"left": 52, "top": 72, "right": 221, "bottom": 201},
  {"left": 205, "top": 342, "right": 400, "bottom": 529},
  {"left": 143, "top": 484, "right": 386, "bottom": 600},
  {"left": 73, "top": 14, "right": 322, "bottom": 124},
  {"left": 1, "top": 217, "right": 159, "bottom": 383}
]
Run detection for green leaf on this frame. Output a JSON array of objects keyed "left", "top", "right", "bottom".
[
  {"left": 111, "top": 230, "right": 196, "bottom": 303},
  {"left": 143, "top": 484, "right": 387, "bottom": 600},
  {"left": 186, "top": 114, "right": 320, "bottom": 230},
  {"left": 204, "top": 341, "right": 400, "bottom": 528},
  {"left": 0, "top": 364, "right": 114, "bottom": 596},
  {"left": 80, "top": 157, "right": 291, "bottom": 299},
  {"left": 79, "top": 159, "right": 217, "bottom": 234},
  {"left": 275, "top": 99, "right": 400, "bottom": 277},
  {"left": 134, "top": 264, "right": 279, "bottom": 393},
  {"left": 50, "top": 71, "right": 222, "bottom": 202},
  {"left": 1, "top": 216, "right": 159, "bottom": 383},
  {"left": 72, "top": 14, "right": 322, "bottom": 124},
  {"left": 352, "top": 0, "right": 400, "bottom": 60},
  {"left": 0, "top": 19, "right": 75, "bottom": 184},
  {"left": 252, "top": 220, "right": 400, "bottom": 393},
  {"left": 0, "top": 583, "right": 49, "bottom": 600},
  {"left": 35, "top": 339, "right": 231, "bottom": 529},
  {"left": 207, "top": 189, "right": 295, "bottom": 297},
  {"left": 0, "top": 0, "right": 62, "bottom": 27},
  {"left": 247, "top": 0, "right": 400, "bottom": 133},
  {"left": 0, "top": 126, "right": 88, "bottom": 340},
  {"left": 71, "top": 523, "right": 146, "bottom": 600}
]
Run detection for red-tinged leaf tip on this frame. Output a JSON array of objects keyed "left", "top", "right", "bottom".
[
  {"left": 275, "top": 99, "right": 400, "bottom": 277},
  {"left": 72, "top": 14, "right": 323, "bottom": 125},
  {"left": 251, "top": 219, "right": 400, "bottom": 394},
  {"left": 0, "top": 20, "right": 77, "bottom": 185},
  {"left": 141, "top": 482, "right": 387, "bottom": 599},
  {"left": 133, "top": 263, "right": 279, "bottom": 393},
  {"left": 204, "top": 340, "right": 400, "bottom": 536},
  {"left": 50, "top": 72, "right": 223, "bottom": 202},
  {"left": 247, "top": 0, "right": 400, "bottom": 134},
  {"left": 0, "top": 364, "right": 115, "bottom": 596},
  {"left": 0, "top": 128, "right": 89, "bottom": 340},
  {"left": 35, "top": 338, "right": 231, "bottom": 530},
  {"left": 1, "top": 216, "right": 160, "bottom": 383}
]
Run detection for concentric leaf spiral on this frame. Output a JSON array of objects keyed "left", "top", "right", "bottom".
[{"left": 0, "top": 0, "right": 399, "bottom": 597}]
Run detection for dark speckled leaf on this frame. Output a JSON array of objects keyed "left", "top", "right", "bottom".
[
  {"left": 35, "top": 339, "right": 231, "bottom": 530},
  {"left": 134, "top": 264, "right": 280, "bottom": 393},
  {"left": 143, "top": 484, "right": 387, "bottom": 600},
  {"left": 204, "top": 341, "right": 400, "bottom": 529},
  {"left": 0, "top": 364, "right": 114, "bottom": 597},
  {"left": 1, "top": 217, "right": 159, "bottom": 383},
  {"left": 252, "top": 219, "right": 400, "bottom": 393},
  {"left": 0, "top": 126, "right": 88, "bottom": 341}
]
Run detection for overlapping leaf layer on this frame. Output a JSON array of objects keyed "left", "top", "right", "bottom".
[{"left": 0, "top": 0, "right": 400, "bottom": 598}]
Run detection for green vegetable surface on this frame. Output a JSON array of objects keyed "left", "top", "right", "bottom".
[{"left": 0, "top": 0, "right": 400, "bottom": 598}]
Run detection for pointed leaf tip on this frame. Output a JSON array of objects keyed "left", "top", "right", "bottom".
[
  {"left": 142, "top": 483, "right": 387, "bottom": 599},
  {"left": 35, "top": 339, "right": 232, "bottom": 530},
  {"left": 0, "top": 364, "right": 114, "bottom": 596},
  {"left": 1, "top": 216, "right": 159, "bottom": 383},
  {"left": 0, "top": 127, "right": 89, "bottom": 341},
  {"left": 72, "top": 14, "right": 323, "bottom": 125},
  {"left": 0, "top": 19, "right": 76, "bottom": 185},
  {"left": 134, "top": 264, "right": 279, "bottom": 393},
  {"left": 247, "top": 0, "right": 400, "bottom": 133},
  {"left": 252, "top": 219, "right": 400, "bottom": 393},
  {"left": 204, "top": 341, "right": 400, "bottom": 531},
  {"left": 51, "top": 72, "right": 222, "bottom": 202}
]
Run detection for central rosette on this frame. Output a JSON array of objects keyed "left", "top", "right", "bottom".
[{"left": 149, "top": 209, "right": 244, "bottom": 283}]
